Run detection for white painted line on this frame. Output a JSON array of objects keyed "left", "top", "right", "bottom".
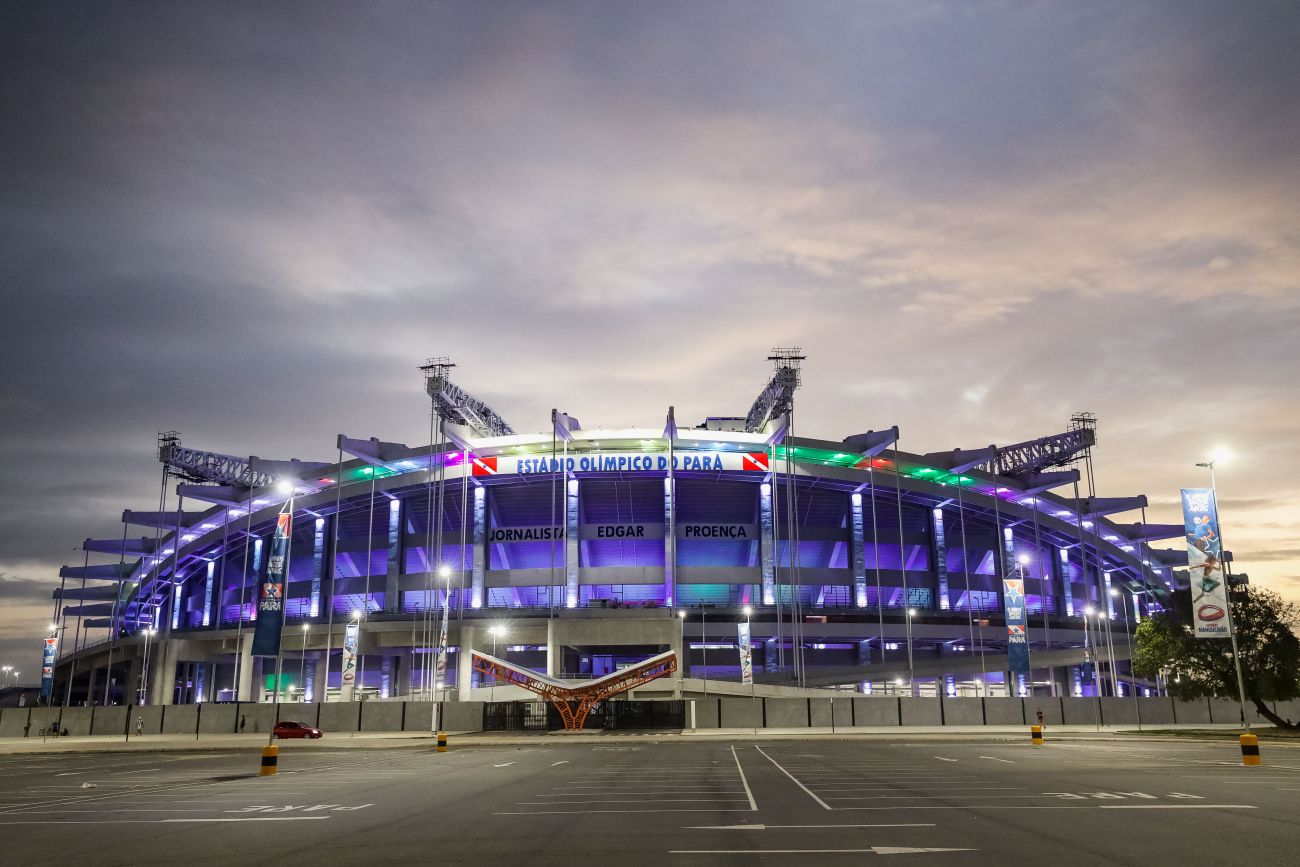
[
  {"left": 754, "top": 746, "right": 832, "bottom": 811},
  {"left": 540, "top": 793, "right": 747, "bottom": 798},
  {"left": 163, "top": 816, "right": 332, "bottom": 822},
  {"left": 684, "top": 823, "right": 937, "bottom": 830},
  {"left": 518, "top": 799, "right": 751, "bottom": 804},
  {"left": 111, "top": 768, "right": 163, "bottom": 775},
  {"left": 494, "top": 809, "right": 755, "bottom": 815},
  {"left": 551, "top": 761, "right": 569, "bottom": 766},
  {"left": 934, "top": 757, "right": 958, "bottom": 762},
  {"left": 493, "top": 763, "right": 516, "bottom": 768},
  {"left": 1099, "top": 805, "right": 1257, "bottom": 810},
  {"left": 979, "top": 756, "right": 1015, "bottom": 764},
  {"left": 668, "top": 847, "right": 974, "bottom": 855},
  {"left": 730, "top": 745, "right": 758, "bottom": 813}
]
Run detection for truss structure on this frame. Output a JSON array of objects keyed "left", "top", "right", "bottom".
[
  {"left": 745, "top": 347, "right": 805, "bottom": 433},
  {"left": 470, "top": 649, "right": 678, "bottom": 730},
  {"left": 988, "top": 426, "right": 1097, "bottom": 478},
  {"left": 157, "top": 432, "right": 276, "bottom": 488},
  {"left": 421, "top": 358, "right": 516, "bottom": 438}
]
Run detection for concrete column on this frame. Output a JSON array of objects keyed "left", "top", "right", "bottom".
[
  {"left": 384, "top": 498, "right": 403, "bottom": 613},
  {"left": 931, "top": 507, "right": 950, "bottom": 610},
  {"left": 471, "top": 486, "right": 487, "bottom": 609},
  {"left": 313, "top": 654, "right": 328, "bottom": 702},
  {"left": 663, "top": 475, "right": 676, "bottom": 607},
  {"left": 564, "top": 479, "right": 579, "bottom": 608},
  {"left": 457, "top": 626, "right": 478, "bottom": 701},
  {"left": 237, "top": 632, "right": 255, "bottom": 702},
  {"left": 850, "top": 491, "right": 867, "bottom": 608},
  {"left": 86, "top": 666, "right": 99, "bottom": 706},
  {"left": 381, "top": 654, "right": 394, "bottom": 699},
  {"left": 546, "top": 619, "right": 559, "bottom": 677},
  {"left": 125, "top": 653, "right": 142, "bottom": 705},
  {"left": 151, "top": 638, "right": 177, "bottom": 705},
  {"left": 311, "top": 516, "right": 327, "bottom": 618},
  {"left": 760, "top": 481, "right": 775, "bottom": 605}
]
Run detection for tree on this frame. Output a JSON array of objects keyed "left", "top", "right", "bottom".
[{"left": 1132, "top": 585, "right": 1300, "bottom": 729}]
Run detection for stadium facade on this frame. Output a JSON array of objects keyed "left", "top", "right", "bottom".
[{"left": 48, "top": 359, "right": 1191, "bottom": 707}]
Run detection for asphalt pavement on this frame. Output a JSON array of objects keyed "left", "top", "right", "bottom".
[{"left": 0, "top": 736, "right": 1296, "bottom": 865}]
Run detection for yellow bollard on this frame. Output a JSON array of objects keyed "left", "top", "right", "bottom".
[
  {"left": 260, "top": 744, "right": 279, "bottom": 776},
  {"left": 1240, "top": 733, "right": 1261, "bottom": 766},
  {"left": 1031, "top": 725, "right": 1044, "bottom": 746},
  {"left": 436, "top": 731, "right": 448, "bottom": 753}
]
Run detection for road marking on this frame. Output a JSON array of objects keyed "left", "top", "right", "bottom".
[
  {"left": 551, "top": 761, "right": 569, "bottom": 766},
  {"left": 684, "top": 824, "right": 937, "bottom": 830},
  {"left": 979, "top": 756, "right": 1015, "bottom": 764},
  {"left": 493, "top": 763, "right": 515, "bottom": 768},
  {"left": 111, "top": 768, "right": 162, "bottom": 775},
  {"left": 754, "top": 746, "right": 832, "bottom": 811},
  {"left": 54, "top": 772, "right": 82, "bottom": 777},
  {"left": 669, "top": 848, "right": 974, "bottom": 855},
  {"left": 1099, "top": 805, "right": 1256, "bottom": 810},
  {"left": 494, "top": 809, "right": 755, "bottom": 815},
  {"left": 934, "top": 757, "right": 958, "bottom": 762},
  {"left": 518, "top": 799, "right": 750, "bottom": 804},
  {"left": 163, "top": 816, "right": 332, "bottom": 822},
  {"left": 730, "top": 746, "right": 758, "bottom": 812}
]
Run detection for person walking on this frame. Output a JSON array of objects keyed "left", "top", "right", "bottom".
[{"left": 135, "top": 716, "right": 144, "bottom": 737}]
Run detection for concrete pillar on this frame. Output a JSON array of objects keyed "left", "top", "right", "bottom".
[
  {"left": 125, "top": 653, "right": 142, "bottom": 705},
  {"left": 761, "top": 481, "right": 776, "bottom": 605},
  {"left": 563, "top": 479, "right": 579, "bottom": 608},
  {"left": 471, "top": 485, "right": 487, "bottom": 609},
  {"left": 384, "top": 498, "right": 403, "bottom": 613},
  {"left": 313, "top": 654, "right": 328, "bottom": 702},
  {"left": 381, "top": 654, "right": 394, "bottom": 699},
  {"left": 458, "top": 626, "right": 477, "bottom": 700},
  {"left": 546, "top": 619, "right": 559, "bottom": 677},
  {"left": 931, "top": 507, "right": 950, "bottom": 610},
  {"left": 850, "top": 491, "right": 867, "bottom": 608},
  {"left": 151, "top": 638, "right": 177, "bottom": 705},
  {"left": 311, "top": 516, "right": 327, "bottom": 618},
  {"left": 237, "top": 632, "right": 255, "bottom": 702}
]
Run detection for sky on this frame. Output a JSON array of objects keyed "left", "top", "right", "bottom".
[{"left": 2, "top": 1, "right": 1298, "bottom": 680}]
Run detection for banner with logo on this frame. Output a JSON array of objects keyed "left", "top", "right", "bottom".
[
  {"left": 40, "top": 633, "right": 58, "bottom": 698},
  {"left": 251, "top": 506, "right": 291, "bottom": 656},
  {"left": 1002, "top": 578, "right": 1031, "bottom": 674},
  {"left": 1182, "top": 487, "right": 1231, "bottom": 637},
  {"left": 341, "top": 621, "right": 359, "bottom": 687},
  {"left": 737, "top": 622, "right": 753, "bottom": 685}
]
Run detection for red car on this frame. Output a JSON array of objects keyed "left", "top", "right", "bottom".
[{"left": 273, "top": 720, "right": 323, "bottom": 739}]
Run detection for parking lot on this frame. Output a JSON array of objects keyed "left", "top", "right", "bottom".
[{"left": 1, "top": 736, "right": 1297, "bottom": 865}]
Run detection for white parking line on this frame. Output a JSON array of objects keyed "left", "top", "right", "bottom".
[
  {"left": 730, "top": 746, "right": 758, "bottom": 812},
  {"left": 754, "top": 747, "right": 832, "bottom": 811}
]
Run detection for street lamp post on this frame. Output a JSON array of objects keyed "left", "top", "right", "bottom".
[
  {"left": 1082, "top": 607, "right": 1102, "bottom": 730},
  {"left": 1114, "top": 587, "right": 1141, "bottom": 729},
  {"left": 1196, "top": 452, "right": 1250, "bottom": 728},
  {"left": 2, "top": 665, "right": 10, "bottom": 689},
  {"left": 432, "top": 564, "right": 453, "bottom": 735}
]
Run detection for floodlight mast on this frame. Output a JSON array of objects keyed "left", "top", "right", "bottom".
[
  {"left": 157, "top": 432, "right": 277, "bottom": 488},
  {"left": 745, "top": 347, "right": 805, "bottom": 433},
  {"left": 420, "top": 357, "right": 516, "bottom": 439}
]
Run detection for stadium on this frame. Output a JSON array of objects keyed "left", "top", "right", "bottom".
[{"left": 47, "top": 354, "right": 1190, "bottom": 714}]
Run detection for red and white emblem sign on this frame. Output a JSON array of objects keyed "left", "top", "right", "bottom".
[
  {"left": 471, "top": 455, "right": 498, "bottom": 476},
  {"left": 741, "top": 452, "right": 769, "bottom": 472}
]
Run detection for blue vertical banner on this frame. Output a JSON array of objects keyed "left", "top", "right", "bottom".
[
  {"left": 1002, "top": 577, "right": 1031, "bottom": 675},
  {"left": 1182, "top": 488, "right": 1231, "bottom": 638},
  {"left": 251, "top": 506, "right": 291, "bottom": 657},
  {"left": 40, "top": 632, "right": 58, "bottom": 698},
  {"left": 737, "top": 622, "right": 753, "bottom": 685}
]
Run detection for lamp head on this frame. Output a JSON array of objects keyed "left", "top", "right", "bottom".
[
  {"left": 742, "top": 605, "right": 753, "bottom": 617},
  {"left": 437, "top": 564, "right": 452, "bottom": 579},
  {"left": 276, "top": 479, "right": 295, "bottom": 495},
  {"left": 677, "top": 610, "right": 686, "bottom": 619}
]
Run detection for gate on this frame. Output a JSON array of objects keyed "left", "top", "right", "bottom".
[{"left": 483, "top": 701, "right": 549, "bottom": 731}]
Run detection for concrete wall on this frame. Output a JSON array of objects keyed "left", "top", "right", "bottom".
[
  {"left": 1207, "top": 698, "right": 1241, "bottom": 725},
  {"left": 1273, "top": 701, "right": 1300, "bottom": 725},
  {"left": 403, "top": 701, "right": 436, "bottom": 732},
  {"left": 852, "top": 697, "right": 899, "bottom": 726},
  {"left": 0, "top": 707, "right": 31, "bottom": 737},
  {"left": 765, "top": 698, "right": 810, "bottom": 728},
  {"left": 1136, "top": 697, "right": 1175, "bottom": 725},
  {"left": 239, "top": 703, "right": 278, "bottom": 734},
  {"left": 60, "top": 707, "right": 94, "bottom": 736},
  {"left": 91, "top": 705, "right": 129, "bottom": 736},
  {"left": 1100, "top": 697, "right": 1137, "bottom": 725},
  {"left": 360, "top": 701, "right": 404, "bottom": 732},
  {"left": 1029, "top": 699, "right": 1064, "bottom": 726},
  {"left": 277, "top": 702, "right": 317, "bottom": 727},
  {"left": 198, "top": 702, "right": 239, "bottom": 734},
  {"left": 1173, "top": 699, "right": 1211, "bottom": 724},
  {"left": 1061, "top": 697, "right": 1100, "bottom": 725},
  {"left": 899, "top": 697, "right": 942, "bottom": 726},
  {"left": 441, "top": 701, "right": 484, "bottom": 732},
  {"left": 942, "top": 698, "right": 984, "bottom": 726},
  {"left": 983, "top": 698, "right": 1025, "bottom": 726},
  {"left": 692, "top": 698, "right": 721, "bottom": 729},
  {"left": 161, "top": 705, "right": 199, "bottom": 736},
  {"left": 719, "top": 696, "right": 761, "bottom": 728},
  {"left": 319, "top": 701, "right": 362, "bottom": 733}
]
